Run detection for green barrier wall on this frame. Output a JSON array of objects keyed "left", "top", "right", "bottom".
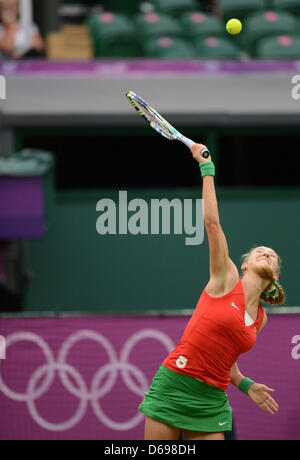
[
  {"left": 15, "top": 125, "right": 299, "bottom": 313},
  {"left": 25, "top": 187, "right": 299, "bottom": 313}
]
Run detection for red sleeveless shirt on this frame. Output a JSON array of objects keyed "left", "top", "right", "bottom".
[{"left": 163, "top": 278, "right": 265, "bottom": 391}]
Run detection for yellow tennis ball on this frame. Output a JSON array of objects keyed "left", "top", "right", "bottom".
[{"left": 226, "top": 18, "right": 242, "bottom": 35}]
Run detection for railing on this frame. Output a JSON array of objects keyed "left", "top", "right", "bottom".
[{"left": 1, "top": 306, "right": 300, "bottom": 318}]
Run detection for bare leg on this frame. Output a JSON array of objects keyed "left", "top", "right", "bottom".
[
  {"left": 144, "top": 416, "right": 181, "bottom": 440},
  {"left": 183, "top": 430, "right": 225, "bottom": 441}
]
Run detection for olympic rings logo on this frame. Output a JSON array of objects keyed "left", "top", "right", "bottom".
[{"left": 0, "top": 329, "right": 175, "bottom": 432}]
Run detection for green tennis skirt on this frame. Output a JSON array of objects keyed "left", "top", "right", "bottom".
[{"left": 139, "top": 365, "right": 232, "bottom": 432}]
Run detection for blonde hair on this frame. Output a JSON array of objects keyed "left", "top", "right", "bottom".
[{"left": 241, "top": 246, "right": 286, "bottom": 305}]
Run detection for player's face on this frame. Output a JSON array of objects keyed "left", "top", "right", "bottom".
[{"left": 248, "top": 247, "right": 279, "bottom": 280}]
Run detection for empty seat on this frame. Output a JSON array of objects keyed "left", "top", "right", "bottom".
[
  {"left": 180, "top": 11, "right": 224, "bottom": 39},
  {"left": 242, "top": 10, "right": 297, "bottom": 55},
  {"left": 256, "top": 34, "right": 300, "bottom": 59},
  {"left": 194, "top": 35, "right": 241, "bottom": 59},
  {"left": 151, "top": 0, "right": 199, "bottom": 17},
  {"left": 273, "top": 0, "right": 300, "bottom": 15},
  {"left": 219, "top": 0, "right": 264, "bottom": 22},
  {"left": 144, "top": 36, "right": 197, "bottom": 58},
  {"left": 135, "top": 12, "right": 183, "bottom": 40},
  {"left": 86, "top": 13, "right": 139, "bottom": 57}
]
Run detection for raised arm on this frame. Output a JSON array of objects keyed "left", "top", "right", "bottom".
[{"left": 190, "top": 144, "right": 239, "bottom": 295}]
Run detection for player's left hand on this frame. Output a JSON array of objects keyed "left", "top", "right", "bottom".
[{"left": 248, "top": 383, "right": 279, "bottom": 415}]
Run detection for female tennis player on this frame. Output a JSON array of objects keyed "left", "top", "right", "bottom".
[{"left": 139, "top": 143, "right": 285, "bottom": 441}]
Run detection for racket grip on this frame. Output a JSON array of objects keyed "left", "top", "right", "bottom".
[{"left": 181, "top": 136, "right": 210, "bottom": 158}]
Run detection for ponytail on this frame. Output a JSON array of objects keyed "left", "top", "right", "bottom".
[{"left": 260, "top": 280, "right": 286, "bottom": 305}]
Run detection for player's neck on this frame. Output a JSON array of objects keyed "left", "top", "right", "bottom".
[{"left": 241, "top": 273, "right": 269, "bottom": 307}]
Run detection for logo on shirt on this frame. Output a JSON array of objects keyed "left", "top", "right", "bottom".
[{"left": 176, "top": 355, "right": 187, "bottom": 369}]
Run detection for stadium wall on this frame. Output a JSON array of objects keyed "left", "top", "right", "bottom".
[
  {"left": 0, "top": 314, "right": 299, "bottom": 440},
  {"left": 24, "top": 188, "right": 299, "bottom": 313}
]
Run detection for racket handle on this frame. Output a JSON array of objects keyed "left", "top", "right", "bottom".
[
  {"left": 180, "top": 136, "right": 194, "bottom": 148},
  {"left": 180, "top": 136, "right": 210, "bottom": 158}
]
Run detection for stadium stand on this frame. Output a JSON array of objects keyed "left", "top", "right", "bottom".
[
  {"left": 194, "top": 35, "right": 241, "bottom": 59},
  {"left": 180, "top": 12, "right": 224, "bottom": 40},
  {"left": 273, "top": 0, "right": 300, "bottom": 15},
  {"left": 218, "top": 0, "right": 264, "bottom": 23},
  {"left": 256, "top": 34, "right": 300, "bottom": 59},
  {"left": 151, "top": 0, "right": 199, "bottom": 17},
  {"left": 143, "top": 36, "right": 197, "bottom": 58},
  {"left": 135, "top": 12, "right": 184, "bottom": 42},
  {"left": 51, "top": 0, "right": 300, "bottom": 59},
  {"left": 242, "top": 10, "right": 298, "bottom": 55},
  {"left": 86, "top": 12, "right": 139, "bottom": 57},
  {"left": 100, "top": 0, "right": 143, "bottom": 14}
]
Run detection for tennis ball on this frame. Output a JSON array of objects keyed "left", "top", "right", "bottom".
[{"left": 226, "top": 18, "right": 242, "bottom": 35}]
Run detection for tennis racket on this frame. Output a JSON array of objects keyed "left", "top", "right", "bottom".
[{"left": 126, "top": 91, "right": 210, "bottom": 158}]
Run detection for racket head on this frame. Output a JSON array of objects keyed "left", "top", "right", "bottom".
[{"left": 126, "top": 91, "right": 179, "bottom": 141}]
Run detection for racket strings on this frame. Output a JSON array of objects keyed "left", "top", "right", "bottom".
[
  {"left": 133, "top": 99, "right": 175, "bottom": 141},
  {"left": 135, "top": 101, "right": 156, "bottom": 124}
]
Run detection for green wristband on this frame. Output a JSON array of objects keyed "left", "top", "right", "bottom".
[
  {"left": 238, "top": 378, "right": 255, "bottom": 396},
  {"left": 200, "top": 162, "right": 215, "bottom": 178}
]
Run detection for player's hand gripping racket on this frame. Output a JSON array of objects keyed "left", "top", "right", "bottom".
[{"left": 126, "top": 91, "right": 210, "bottom": 158}]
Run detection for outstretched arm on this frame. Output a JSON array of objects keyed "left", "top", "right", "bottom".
[
  {"left": 190, "top": 144, "right": 239, "bottom": 294},
  {"left": 230, "top": 361, "right": 246, "bottom": 388}
]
